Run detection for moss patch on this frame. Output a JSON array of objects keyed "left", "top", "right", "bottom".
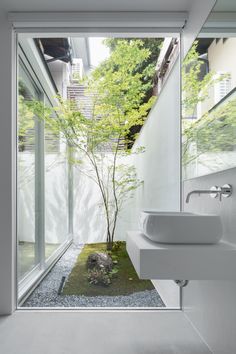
[{"left": 62, "top": 242, "right": 154, "bottom": 296}]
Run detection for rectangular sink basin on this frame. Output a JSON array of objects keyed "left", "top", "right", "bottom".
[{"left": 140, "top": 210, "right": 223, "bottom": 244}]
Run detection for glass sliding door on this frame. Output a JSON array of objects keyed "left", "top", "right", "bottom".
[
  {"left": 17, "top": 62, "right": 42, "bottom": 282},
  {"left": 44, "top": 100, "right": 70, "bottom": 262},
  {"left": 17, "top": 42, "right": 72, "bottom": 301}
]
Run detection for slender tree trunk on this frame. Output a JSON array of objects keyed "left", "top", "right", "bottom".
[
  {"left": 110, "top": 135, "right": 121, "bottom": 245},
  {"left": 106, "top": 240, "right": 113, "bottom": 251}
]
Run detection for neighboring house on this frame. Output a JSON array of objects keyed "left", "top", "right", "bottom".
[
  {"left": 36, "top": 38, "right": 72, "bottom": 98},
  {"left": 67, "top": 59, "right": 94, "bottom": 120},
  {"left": 154, "top": 37, "right": 180, "bottom": 96},
  {"left": 183, "top": 37, "right": 236, "bottom": 179},
  {"left": 197, "top": 38, "right": 236, "bottom": 119}
]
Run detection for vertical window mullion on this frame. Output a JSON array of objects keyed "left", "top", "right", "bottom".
[
  {"left": 68, "top": 145, "right": 74, "bottom": 236},
  {"left": 34, "top": 93, "right": 45, "bottom": 269}
]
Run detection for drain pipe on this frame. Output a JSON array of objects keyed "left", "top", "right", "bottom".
[
  {"left": 174, "top": 280, "right": 189, "bottom": 288},
  {"left": 174, "top": 280, "right": 189, "bottom": 310}
]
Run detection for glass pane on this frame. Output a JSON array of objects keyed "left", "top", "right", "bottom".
[
  {"left": 182, "top": 37, "right": 236, "bottom": 179},
  {"left": 17, "top": 63, "right": 40, "bottom": 279},
  {"left": 44, "top": 102, "right": 69, "bottom": 261}
]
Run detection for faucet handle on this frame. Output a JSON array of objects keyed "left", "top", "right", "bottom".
[
  {"left": 211, "top": 184, "right": 233, "bottom": 201},
  {"left": 220, "top": 184, "right": 233, "bottom": 199},
  {"left": 210, "top": 186, "right": 220, "bottom": 199}
]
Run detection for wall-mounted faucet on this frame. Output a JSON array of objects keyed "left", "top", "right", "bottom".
[{"left": 186, "top": 184, "right": 233, "bottom": 203}]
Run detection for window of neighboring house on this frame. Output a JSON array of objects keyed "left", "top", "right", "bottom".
[{"left": 214, "top": 72, "right": 231, "bottom": 105}]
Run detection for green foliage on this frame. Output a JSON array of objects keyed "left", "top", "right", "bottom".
[
  {"left": 183, "top": 97, "right": 236, "bottom": 166},
  {"left": 182, "top": 41, "right": 236, "bottom": 169},
  {"left": 86, "top": 39, "right": 156, "bottom": 134},
  {"left": 111, "top": 240, "right": 123, "bottom": 252},
  {"left": 182, "top": 41, "right": 214, "bottom": 118},
  {"left": 72, "top": 72, "right": 82, "bottom": 83},
  {"left": 29, "top": 39, "right": 157, "bottom": 249},
  {"left": 18, "top": 95, "right": 35, "bottom": 151},
  {"left": 103, "top": 38, "right": 161, "bottom": 144},
  {"left": 105, "top": 38, "right": 162, "bottom": 104}
]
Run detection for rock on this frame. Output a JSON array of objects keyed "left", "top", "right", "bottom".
[{"left": 87, "top": 252, "right": 113, "bottom": 272}]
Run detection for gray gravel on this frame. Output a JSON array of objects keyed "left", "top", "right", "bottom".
[{"left": 22, "top": 243, "right": 165, "bottom": 308}]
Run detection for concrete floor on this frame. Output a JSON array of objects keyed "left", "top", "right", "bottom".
[{"left": 0, "top": 311, "right": 211, "bottom": 354}]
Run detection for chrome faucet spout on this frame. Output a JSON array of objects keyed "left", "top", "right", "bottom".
[
  {"left": 185, "top": 184, "right": 233, "bottom": 203},
  {"left": 186, "top": 189, "right": 218, "bottom": 203}
]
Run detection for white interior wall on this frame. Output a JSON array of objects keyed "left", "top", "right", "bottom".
[
  {"left": 0, "top": 11, "right": 15, "bottom": 315},
  {"left": 181, "top": 9, "right": 236, "bottom": 351},
  {"left": 183, "top": 167, "right": 236, "bottom": 353}
]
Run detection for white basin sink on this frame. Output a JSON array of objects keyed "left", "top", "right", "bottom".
[{"left": 140, "top": 211, "right": 223, "bottom": 244}]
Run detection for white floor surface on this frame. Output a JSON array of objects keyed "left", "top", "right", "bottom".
[{"left": 0, "top": 310, "right": 211, "bottom": 354}]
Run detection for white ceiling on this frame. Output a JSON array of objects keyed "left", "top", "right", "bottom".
[
  {"left": 0, "top": 0, "right": 194, "bottom": 13},
  {"left": 0, "top": 0, "right": 236, "bottom": 16},
  {"left": 214, "top": 0, "right": 236, "bottom": 11}
]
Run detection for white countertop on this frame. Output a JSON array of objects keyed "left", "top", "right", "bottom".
[{"left": 126, "top": 231, "right": 236, "bottom": 280}]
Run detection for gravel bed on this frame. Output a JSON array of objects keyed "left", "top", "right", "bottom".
[{"left": 22, "top": 243, "right": 165, "bottom": 308}]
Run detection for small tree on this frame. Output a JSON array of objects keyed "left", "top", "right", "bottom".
[{"left": 31, "top": 39, "right": 156, "bottom": 250}]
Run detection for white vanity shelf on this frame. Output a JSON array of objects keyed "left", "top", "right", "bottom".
[{"left": 126, "top": 231, "right": 236, "bottom": 280}]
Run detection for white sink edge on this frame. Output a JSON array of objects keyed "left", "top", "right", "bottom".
[
  {"left": 140, "top": 210, "right": 223, "bottom": 245},
  {"left": 141, "top": 210, "right": 219, "bottom": 217}
]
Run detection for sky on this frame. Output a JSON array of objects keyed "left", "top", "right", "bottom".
[{"left": 88, "top": 37, "right": 110, "bottom": 67}]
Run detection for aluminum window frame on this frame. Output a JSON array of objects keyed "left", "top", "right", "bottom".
[{"left": 11, "top": 13, "right": 185, "bottom": 311}]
